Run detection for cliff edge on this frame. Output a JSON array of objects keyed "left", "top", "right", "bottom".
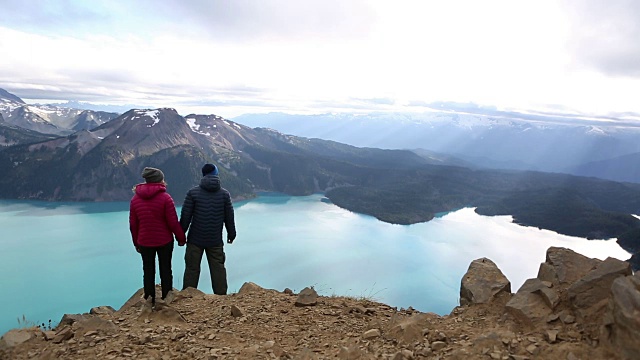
[{"left": 2, "top": 247, "right": 639, "bottom": 359}]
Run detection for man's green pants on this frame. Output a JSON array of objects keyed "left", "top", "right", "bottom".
[{"left": 183, "top": 243, "right": 228, "bottom": 295}]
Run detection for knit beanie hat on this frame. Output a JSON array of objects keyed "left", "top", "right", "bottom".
[
  {"left": 202, "top": 163, "right": 219, "bottom": 176},
  {"left": 142, "top": 167, "right": 164, "bottom": 183}
]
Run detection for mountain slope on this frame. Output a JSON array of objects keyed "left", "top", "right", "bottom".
[
  {"left": 0, "top": 88, "right": 25, "bottom": 104},
  {"left": 233, "top": 112, "right": 640, "bottom": 175},
  {"left": 1, "top": 108, "right": 640, "bottom": 268},
  {"left": 571, "top": 152, "right": 640, "bottom": 183},
  {"left": 0, "top": 88, "right": 119, "bottom": 135},
  {"left": 0, "top": 120, "right": 58, "bottom": 147},
  {"left": 1, "top": 104, "right": 61, "bottom": 134}
]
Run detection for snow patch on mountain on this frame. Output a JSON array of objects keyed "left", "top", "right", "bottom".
[
  {"left": 129, "top": 109, "right": 160, "bottom": 127},
  {"left": 585, "top": 126, "right": 607, "bottom": 136},
  {"left": 186, "top": 118, "right": 212, "bottom": 136},
  {"left": 24, "top": 105, "right": 58, "bottom": 123}
]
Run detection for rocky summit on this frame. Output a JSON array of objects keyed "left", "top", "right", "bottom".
[{"left": 1, "top": 247, "right": 639, "bottom": 359}]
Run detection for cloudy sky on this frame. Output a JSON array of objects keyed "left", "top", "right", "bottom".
[{"left": 1, "top": 0, "right": 639, "bottom": 118}]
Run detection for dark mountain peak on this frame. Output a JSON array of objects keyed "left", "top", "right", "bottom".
[
  {"left": 112, "top": 108, "right": 182, "bottom": 131},
  {"left": 128, "top": 109, "right": 161, "bottom": 123},
  {"left": 92, "top": 108, "right": 198, "bottom": 157},
  {"left": 0, "top": 88, "right": 25, "bottom": 104},
  {"left": 183, "top": 114, "right": 255, "bottom": 150},
  {"left": 124, "top": 108, "right": 180, "bottom": 124}
]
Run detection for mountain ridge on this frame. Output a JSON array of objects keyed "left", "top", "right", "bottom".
[
  {"left": 0, "top": 89, "right": 119, "bottom": 135},
  {"left": 232, "top": 112, "right": 640, "bottom": 181},
  {"left": 1, "top": 89, "right": 640, "bottom": 268},
  {"left": 571, "top": 152, "right": 640, "bottom": 183}
]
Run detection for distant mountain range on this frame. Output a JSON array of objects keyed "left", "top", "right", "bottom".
[
  {"left": 233, "top": 112, "right": 640, "bottom": 183},
  {"left": 0, "top": 91, "right": 118, "bottom": 136},
  {"left": 571, "top": 152, "right": 640, "bottom": 183},
  {"left": 49, "top": 100, "right": 148, "bottom": 114},
  {"left": 1, "top": 88, "right": 640, "bottom": 269}
]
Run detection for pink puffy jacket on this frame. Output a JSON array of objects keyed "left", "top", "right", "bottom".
[{"left": 129, "top": 183, "right": 186, "bottom": 247}]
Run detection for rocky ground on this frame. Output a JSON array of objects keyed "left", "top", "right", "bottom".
[{"left": 1, "top": 247, "right": 639, "bottom": 359}]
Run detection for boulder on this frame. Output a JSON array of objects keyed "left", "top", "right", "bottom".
[
  {"left": 459, "top": 257, "right": 511, "bottom": 306},
  {"left": 535, "top": 286, "right": 560, "bottom": 310},
  {"left": 59, "top": 313, "right": 91, "bottom": 327},
  {"left": 231, "top": 305, "right": 245, "bottom": 318},
  {"left": 569, "top": 257, "right": 631, "bottom": 321},
  {"left": 72, "top": 315, "right": 118, "bottom": 335},
  {"left": 628, "top": 253, "right": 640, "bottom": 272},
  {"left": 138, "top": 302, "right": 186, "bottom": 323},
  {"left": 238, "top": 282, "right": 266, "bottom": 294},
  {"left": 172, "top": 287, "right": 207, "bottom": 305},
  {"left": 362, "top": 329, "right": 381, "bottom": 339},
  {"left": 0, "top": 329, "right": 35, "bottom": 349},
  {"left": 537, "top": 262, "right": 557, "bottom": 284},
  {"left": 538, "top": 247, "right": 600, "bottom": 286},
  {"left": 337, "top": 345, "right": 364, "bottom": 359},
  {"left": 295, "top": 287, "right": 318, "bottom": 307},
  {"left": 386, "top": 313, "right": 432, "bottom": 344},
  {"left": 89, "top": 306, "right": 116, "bottom": 316},
  {"left": 52, "top": 326, "right": 73, "bottom": 344},
  {"left": 118, "top": 287, "right": 187, "bottom": 314},
  {"left": 604, "top": 272, "right": 640, "bottom": 360},
  {"left": 505, "top": 278, "right": 554, "bottom": 326}
]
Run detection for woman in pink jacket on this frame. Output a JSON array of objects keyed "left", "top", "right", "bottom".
[{"left": 129, "top": 167, "right": 186, "bottom": 306}]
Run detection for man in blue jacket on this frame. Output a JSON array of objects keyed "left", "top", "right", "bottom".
[{"left": 180, "top": 163, "right": 236, "bottom": 294}]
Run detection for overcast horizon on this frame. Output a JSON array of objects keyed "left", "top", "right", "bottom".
[{"left": 2, "top": 1, "right": 640, "bottom": 120}]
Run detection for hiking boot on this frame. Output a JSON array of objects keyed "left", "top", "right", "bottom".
[
  {"left": 163, "top": 290, "right": 175, "bottom": 305},
  {"left": 140, "top": 295, "right": 154, "bottom": 312}
]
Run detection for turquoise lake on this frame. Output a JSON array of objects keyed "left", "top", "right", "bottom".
[{"left": 0, "top": 193, "right": 631, "bottom": 335}]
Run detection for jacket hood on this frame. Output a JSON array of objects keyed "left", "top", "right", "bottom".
[
  {"left": 135, "top": 183, "right": 167, "bottom": 199},
  {"left": 200, "top": 175, "right": 221, "bottom": 192}
]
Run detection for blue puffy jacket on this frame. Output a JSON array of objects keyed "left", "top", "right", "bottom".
[{"left": 179, "top": 175, "right": 236, "bottom": 247}]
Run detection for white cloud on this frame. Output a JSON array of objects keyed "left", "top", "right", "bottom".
[
  {"left": 1, "top": 1, "right": 640, "bottom": 119},
  {"left": 562, "top": 0, "right": 640, "bottom": 78}
]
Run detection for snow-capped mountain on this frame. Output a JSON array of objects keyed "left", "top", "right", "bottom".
[
  {"left": 3, "top": 106, "right": 640, "bottom": 269},
  {"left": 233, "top": 111, "right": 640, "bottom": 174},
  {"left": 4, "top": 86, "right": 640, "bottom": 183},
  {"left": 0, "top": 88, "right": 24, "bottom": 104},
  {"left": 0, "top": 106, "right": 434, "bottom": 201},
  {"left": 0, "top": 89, "right": 119, "bottom": 135}
]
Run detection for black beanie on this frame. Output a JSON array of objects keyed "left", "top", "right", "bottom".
[
  {"left": 142, "top": 167, "right": 164, "bottom": 183},
  {"left": 202, "top": 163, "right": 219, "bottom": 176}
]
